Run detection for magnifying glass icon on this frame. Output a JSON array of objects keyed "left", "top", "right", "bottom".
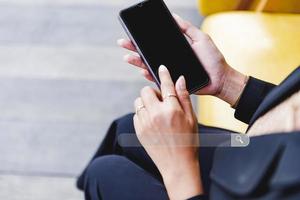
[{"left": 236, "top": 135, "right": 244, "bottom": 144}]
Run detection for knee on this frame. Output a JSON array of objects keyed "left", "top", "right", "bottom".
[
  {"left": 86, "top": 155, "right": 126, "bottom": 172},
  {"left": 85, "top": 155, "right": 130, "bottom": 183}
]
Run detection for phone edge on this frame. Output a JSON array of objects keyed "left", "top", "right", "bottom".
[
  {"left": 159, "top": 0, "right": 210, "bottom": 94},
  {"left": 118, "top": 0, "right": 210, "bottom": 94},
  {"left": 118, "top": 12, "right": 161, "bottom": 89}
]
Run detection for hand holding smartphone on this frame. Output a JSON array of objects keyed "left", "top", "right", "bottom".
[{"left": 119, "top": 0, "right": 210, "bottom": 94}]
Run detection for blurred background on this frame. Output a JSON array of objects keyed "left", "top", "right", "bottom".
[
  {"left": 0, "top": 0, "right": 202, "bottom": 199},
  {"left": 2, "top": 0, "right": 299, "bottom": 198}
]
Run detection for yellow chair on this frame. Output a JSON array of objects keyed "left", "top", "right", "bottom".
[
  {"left": 197, "top": 0, "right": 300, "bottom": 132},
  {"left": 198, "top": 0, "right": 300, "bottom": 16}
]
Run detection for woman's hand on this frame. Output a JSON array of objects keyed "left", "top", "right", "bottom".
[
  {"left": 118, "top": 14, "right": 248, "bottom": 106},
  {"left": 133, "top": 65, "right": 203, "bottom": 200}
]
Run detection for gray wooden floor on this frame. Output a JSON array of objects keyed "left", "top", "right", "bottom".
[{"left": 0, "top": 0, "right": 202, "bottom": 199}]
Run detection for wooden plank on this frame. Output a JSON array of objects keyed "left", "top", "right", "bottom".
[
  {"left": 0, "top": 77, "right": 197, "bottom": 175},
  {"left": 0, "top": 5, "right": 124, "bottom": 46},
  {"left": 0, "top": 78, "right": 149, "bottom": 122},
  {"left": 0, "top": 0, "right": 197, "bottom": 8},
  {"left": 0, "top": 78, "right": 149, "bottom": 175},
  {"left": 0, "top": 46, "right": 142, "bottom": 81},
  {"left": 0, "top": 175, "right": 82, "bottom": 200},
  {"left": 0, "top": 4, "right": 202, "bottom": 46},
  {"left": 0, "top": 120, "right": 108, "bottom": 176}
]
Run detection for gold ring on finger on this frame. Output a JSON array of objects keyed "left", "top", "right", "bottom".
[
  {"left": 163, "top": 93, "right": 177, "bottom": 100},
  {"left": 136, "top": 105, "right": 146, "bottom": 114}
]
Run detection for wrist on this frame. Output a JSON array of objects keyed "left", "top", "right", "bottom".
[
  {"left": 217, "top": 67, "right": 248, "bottom": 107},
  {"left": 162, "top": 160, "right": 204, "bottom": 200}
]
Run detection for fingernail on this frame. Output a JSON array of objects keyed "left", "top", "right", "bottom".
[
  {"left": 178, "top": 75, "right": 186, "bottom": 90},
  {"left": 140, "top": 69, "right": 146, "bottom": 75},
  {"left": 123, "top": 54, "right": 130, "bottom": 62},
  {"left": 117, "top": 39, "right": 124, "bottom": 46},
  {"left": 159, "top": 65, "right": 167, "bottom": 72}
]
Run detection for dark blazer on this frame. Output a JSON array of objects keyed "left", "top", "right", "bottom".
[{"left": 206, "top": 66, "right": 300, "bottom": 200}]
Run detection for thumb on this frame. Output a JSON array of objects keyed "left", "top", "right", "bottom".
[{"left": 175, "top": 76, "right": 193, "bottom": 116}]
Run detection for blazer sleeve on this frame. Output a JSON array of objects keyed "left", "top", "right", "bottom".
[{"left": 234, "top": 77, "right": 276, "bottom": 124}]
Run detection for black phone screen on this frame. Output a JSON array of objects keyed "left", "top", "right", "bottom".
[{"left": 119, "top": 0, "right": 209, "bottom": 93}]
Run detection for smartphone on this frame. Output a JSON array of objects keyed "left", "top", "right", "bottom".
[{"left": 119, "top": 0, "right": 209, "bottom": 94}]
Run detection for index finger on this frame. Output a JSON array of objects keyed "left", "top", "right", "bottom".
[{"left": 158, "top": 65, "right": 180, "bottom": 106}]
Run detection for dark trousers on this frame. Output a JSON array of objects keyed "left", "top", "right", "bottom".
[{"left": 77, "top": 113, "right": 233, "bottom": 200}]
